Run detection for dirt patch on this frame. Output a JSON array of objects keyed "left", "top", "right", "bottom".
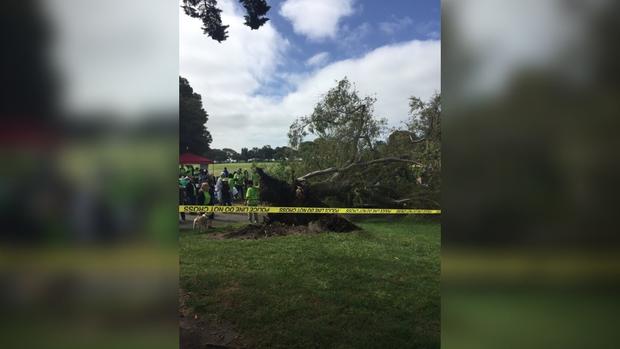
[
  {"left": 179, "top": 289, "right": 246, "bottom": 349},
  {"left": 222, "top": 222, "right": 309, "bottom": 239},
  {"left": 309, "top": 214, "right": 360, "bottom": 232},
  {"left": 215, "top": 215, "right": 361, "bottom": 240}
]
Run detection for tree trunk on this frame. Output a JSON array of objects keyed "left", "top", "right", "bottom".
[
  {"left": 255, "top": 168, "right": 359, "bottom": 231},
  {"left": 254, "top": 158, "right": 424, "bottom": 232}
]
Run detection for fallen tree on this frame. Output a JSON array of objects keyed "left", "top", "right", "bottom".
[
  {"left": 252, "top": 156, "right": 425, "bottom": 232},
  {"left": 254, "top": 167, "right": 360, "bottom": 232},
  {"left": 236, "top": 79, "right": 440, "bottom": 234}
]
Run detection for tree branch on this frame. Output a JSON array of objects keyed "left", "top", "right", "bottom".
[
  {"left": 297, "top": 157, "right": 421, "bottom": 181},
  {"left": 399, "top": 130, "right": 426, "bottom": 144}
]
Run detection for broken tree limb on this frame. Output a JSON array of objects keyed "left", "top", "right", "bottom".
[{"left": 297, "top": 157, "right": 422, "bottom": 182}]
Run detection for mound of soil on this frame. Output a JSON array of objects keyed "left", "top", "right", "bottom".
[
  {"left": 223, "top": 222, "right": 308, "bottom": 239},
  {"left": 223, "top": 216, "right": 360, "bottom": 240},
  {"left": 309, "top": 214, "right": 360, "bottom": 232}
]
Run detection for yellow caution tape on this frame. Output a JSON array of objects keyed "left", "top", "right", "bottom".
[{"left": 179, "top": 205, "right": 440, "bottom": 215}]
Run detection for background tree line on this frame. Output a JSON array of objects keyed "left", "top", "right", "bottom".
[{"left": 206, "top": 145, "right": 296, "bottom": 162}]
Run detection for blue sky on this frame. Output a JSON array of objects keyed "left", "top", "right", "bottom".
[
  {"left": 259, "top": 0, "right": 440, "bottom": 99},
  {"left": 269, "top": 0, "right": 439, "bottom": 62},
  {"left": 180, "top": 0, "right": 441, "bottom": 150}
]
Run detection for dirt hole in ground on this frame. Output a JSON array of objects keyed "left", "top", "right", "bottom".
[{"left": 219, "top": 215, "right": 360, "bottom": 240}]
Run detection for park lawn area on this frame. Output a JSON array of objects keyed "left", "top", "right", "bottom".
[
  {"left": 180, "top": 218, "right": 440, "bottom": 348},
  {"left": 186, "top": 162, "right": 276, "bottom": 175},
  {"left": 211, "top": 161, "right": 275, "bottom": 174}
]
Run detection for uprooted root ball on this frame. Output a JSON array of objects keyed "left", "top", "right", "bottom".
[{"left": 223, "top": 216, "right": 360, "bottom": 240}]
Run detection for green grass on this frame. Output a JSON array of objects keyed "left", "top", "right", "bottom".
[
  {"left": 180, "top": 218, "right": 440, "bottom": 348},
  {"left": 211, "top": 161, "right": 275, "bottom": 174}
]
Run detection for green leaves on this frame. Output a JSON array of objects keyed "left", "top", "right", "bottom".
[
  {"left": 289, "top": 77, "right": 387, "bottom": 168},
  {"left": 408, "top": 93, "right": 441, "bottom": 141}
]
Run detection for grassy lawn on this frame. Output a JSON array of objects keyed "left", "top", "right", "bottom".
[
  {"left": 180, "top": 218, "right": 440, "bottom": 348},
  {"left": 211, "top": 161, "right": 275, "bottom": 174},
  {"left": 182, "top": 162, "right": 276, "bottom": 176}
]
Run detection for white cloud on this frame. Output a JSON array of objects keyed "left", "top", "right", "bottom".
[
  {"left": 379, "top": 16, "right": 413, "bottom": 35},
  {"left": 306, "top": 52, "right": 330, "bottom": 67},
  {"left": 181, "top": 0, "right": 288, "bottom": 95},
  {"left": 180, "top": 0, "right": 289, "bottom": 148},
  {"left": 181, "top": 0, "right": 440, "bottom": 151},
  {"left": 280, "top": 41, "right": 441, "bottom": 139},
  {"left": 280, "top": 0, "right": 355, "bottom": 40}
]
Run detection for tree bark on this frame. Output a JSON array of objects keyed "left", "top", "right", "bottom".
[{"left": 253, "top": 157, "right": 423, "bottom": 230}]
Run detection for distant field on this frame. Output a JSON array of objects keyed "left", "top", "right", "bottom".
[
  {"left": 181, "top": 162, "right": 276, "bottom": 176},
  {"left": 211, "top": 162, "right": 275, "bottom": 174}
]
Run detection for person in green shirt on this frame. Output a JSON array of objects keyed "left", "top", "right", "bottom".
[
  {"left": 245, "top": 180, "right": 260, "bottom": 224},
  {"left": 197, "top": 182, "right": 213, "bottom": 228},
  {"left": 179, "top": 175, "right": 189, "bottom": 188},
  {"left": 233, "top": 170, "right": 243, "bottom": 200},
  {"left": 251, "top": 168, "right": 260, "bottom": 188},
  {"left": 243, "top": 170, "right": 250, "bottom": 192}
]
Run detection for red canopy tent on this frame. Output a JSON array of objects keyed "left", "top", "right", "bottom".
[
  {"left": 179, "top": 152, "right": 213, "bottom": 176},
  {"left": 179, "top": 152, "right": 213, "bottom": 164}
]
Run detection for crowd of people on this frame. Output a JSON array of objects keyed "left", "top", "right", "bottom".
[{"left": 179, "top": 167, "right": 261, "bottom": 226}]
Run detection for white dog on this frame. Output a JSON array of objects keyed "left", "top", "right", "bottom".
[{"left": 192, "top": 214, "right": 210, "bottom": 232}]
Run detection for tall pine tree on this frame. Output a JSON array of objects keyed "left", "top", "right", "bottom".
[
  {"left": 179, "top": 77, "right": 212, "bottom": 155},
  {"left": 182, "top": 0, "right": 270, "bottom": 42}
]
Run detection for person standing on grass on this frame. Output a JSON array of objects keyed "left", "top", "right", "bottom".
[
  {"left": 196, "top": 182, "right": 214, "bottom": 229},
  {"left": 229, "top": 172, "right": 237, "bottom": 200},
  {"left": 243, "top": 169, "right": 250, "bottom": 190},
  {"left": 199, "top": 168, "right": 208, "bottom": 184},
  {"left": 185, "top": 176, "right": 196, "bottom": 205},
  {"left": 221, "top": 174, "right": 233, "bottom": 206},
  {"left": 234, "top": 169, "right": 244, "bottom": 200},
  {"left": 245, "top": 179, "right": 260, "bottom": 224},
  {"left": 251, "top": 167, "right": 260, "bottom": 188},
  {"left": 239, "top": 169, "right": 248, "bottom": 200},
  {"left": 235, "top": 172, "right": 242, "bottom": 200},
  {"left": 215, "top": 173, "right": 223, "bottom": 204}
]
